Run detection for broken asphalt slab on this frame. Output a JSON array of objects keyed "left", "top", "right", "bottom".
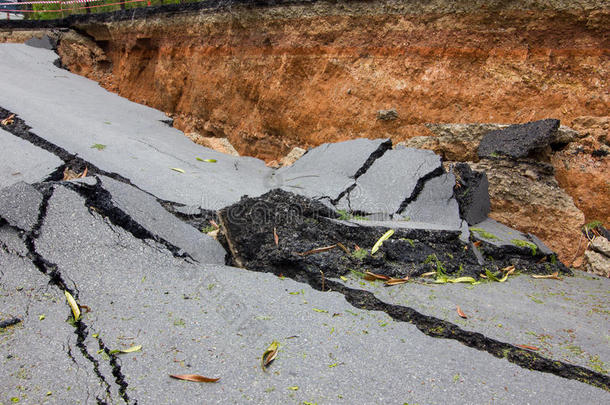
[
  {"left": 0, "top": 44, "right": 272, "bottom": 209},
  {"left": 274, "top": 138, "right": 391, "bottom": 202},
  {"left": 337, "top": 147, "right": 444, "bottom": 215},
  {"left": 1, "top": 182, "right": 608, "bottom": 404}
]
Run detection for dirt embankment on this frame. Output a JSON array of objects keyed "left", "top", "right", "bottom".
[{"left": 1, "top": 0, "right": 608, "bottom": 265}]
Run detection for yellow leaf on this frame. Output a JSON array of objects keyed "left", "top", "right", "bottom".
[
  {"left": 114, "top": 345, "right": 142, "bottom": 354},
  {"left": 64, "top": 291, "right": 80, "bottom": 321},
  {"left": 420, "top": 271, "right": 436, "bottom": 277},
  {"left": 371, "top": 229, "right": 394, "bottom": 254},
  {"left": 261, "top": 340, "right": 279, "bottom": 371},
  {"left": 171, "top": 168, "right": 185, "bottom": 173},
  {"left": 447, "top": 277, "right": 477, "bottom": 284},
  {"left": 170, "top": 374, "right": 220, "bottom": 382},
  {"left": 313, "top": 308, "right": 328, "bottom": 313},
  {"left": 340, "top": 276, "right": 348, "bottom": 281},
  {"left": 288, "top": 386, "right": 299, "bottom": 390}
]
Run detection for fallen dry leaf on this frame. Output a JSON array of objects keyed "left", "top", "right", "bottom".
[
  {"left": 363, "top": 271, "right": 390, "bottom": 281},
  {"left": 501, "top": 265, "right": 515, "bottom": 274},
  {"left": 517, "top": 344, "right": 540, "bottom": 351},
  {"left": 273, "top": 227, "right": 279, "bottom": 246},
  {"left": 531, "top": 272, "right": 561, "bottom": 280},
  {"left": 261, "top": 340, "right": 279, "bottom": 371},
  {"left": 170, "top": 374, "right": 220, "bottom": 383},
  {"left": 1, "top": 114, "right": 15, "bottom": 126},
  {"left": 456, "top": 305, "right": 468, "bottom": 319},
  {"left": 79, "top": 167, "right": 88, "bottom": 178},
  {"left": 420, "top": 271, "right": 437, "bottom": 278},
  {"left": 296, "top": 245, "right": 337, "bottom": 256},
  {"left": 385, "top": 276, "right": 409, "bottom": 286},
  {"left": 63, "top": 167, "right": 87, "bottom": 181},
  {"left": 473, "top": 241, "right": 482, "bottom": 248}
]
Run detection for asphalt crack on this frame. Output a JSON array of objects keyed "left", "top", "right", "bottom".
[
  {"left": 273, "top": 266, "right": 610, "bottom": 391},
  {"left": 331, "top": 139, "right": 393, "bottom": 206},
  {"left": 0, "top": 184, "right": 132, "bottom": 404},
  {"left": 62, "top": 178, "right": 196, "bottom": 262},
  {"left": 0, "top": 106, "right": 191, "bottom": 230},
  {"left": 396, "top": 165, "right": 445, "bottom": 214}
]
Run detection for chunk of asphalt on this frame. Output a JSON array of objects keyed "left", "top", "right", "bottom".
[
  {"left": 0, "top": 181, "right": 43, "bottom": 232},
  {"left": 0, "top": 128, "right": 63, "bottom": 188},
  {"left": 24, "top": 34, "right": 56, "bottom": 50},
  {"left": 275, "top": 138, "right": 392, "bottom": 201},
  {"left": 0, "top": 44, "right": 271, "bottom": 208},
  {"left": 478, "top": 119, "right": 560, "bottom": 159},
  {"left": 25, "top": 185, "right": 610, "bottom": 402},
  {"left": 92, "top": 176, "right": 226, "bottom": 264},
  {"left": 339, "top": 147, "right": 442, "bottom": 214},
  {"left": 452, "top": 162, "right": 490, "bottom": 225},
  {"left": 399, "top": 173, "right": 462, "bottom": 229},
  {"left": 470, "top": 218, "right": 567, "bottom": 273}
]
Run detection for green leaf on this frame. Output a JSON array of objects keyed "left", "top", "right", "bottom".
[
  {"left": 313, "top": 308, "right": 328, "bottom": 313},
  {"left": 485, "top": 269, "right": 501, "bottom": 282},
  {"left": 288, "top": 386, "right": 299, "bottom": 390},
  {"left": 171, "top": 168, "right": 185, "bottom": 173},
  {"left": 39, "top": 314, "right": 45, "bottom": 321},
  {"left": 196, "top": 158, "right": 217, "bottom": 163},
  {"left": 91, "top": 143, "right": 106, "bottom": 151},
  {"left": 339, "top": 276, "right": 348, "bottom": 281},
  {"left": 371, "top": 229, "right": 395, "bottom": 254}
]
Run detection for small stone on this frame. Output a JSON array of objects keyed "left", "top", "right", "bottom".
[
  {"left": 377, "top": 109, "right": 398, "bottom": 121},
  {"left": 584, "top": 250, "right": 610, "bottom": 278},
  {"left": 590, "top": 236, "right": 610, "bottom": 258}
]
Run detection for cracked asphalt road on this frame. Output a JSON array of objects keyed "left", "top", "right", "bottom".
[{"left": 0, "top": 43, "right": 609, "bottom": 404}]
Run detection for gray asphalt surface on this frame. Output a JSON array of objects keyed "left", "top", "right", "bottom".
[
  {"left": 0, "top": 42, "right": 608, "bottom": 404},
  {"left": 0, "top": 127, "right": 62, "bottom": 189}
]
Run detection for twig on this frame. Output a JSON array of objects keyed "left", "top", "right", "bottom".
[
  {"left": 320, "top": 270, "right": 325, "bottom": 291},
  {"left": 296, "top": 244, "right": 337, "bottom": 256}
]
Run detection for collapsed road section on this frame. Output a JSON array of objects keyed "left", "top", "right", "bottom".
[{"left": 1, "top": 42, "right": 609, "bottom": 403}]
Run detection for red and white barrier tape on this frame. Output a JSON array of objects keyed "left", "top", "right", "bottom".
[
  {"left": 0, "top": 0, "right": 104, "bottom": 4},
  {"left": 0, "top": 0, "right": 145, "bottom": 12}
]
